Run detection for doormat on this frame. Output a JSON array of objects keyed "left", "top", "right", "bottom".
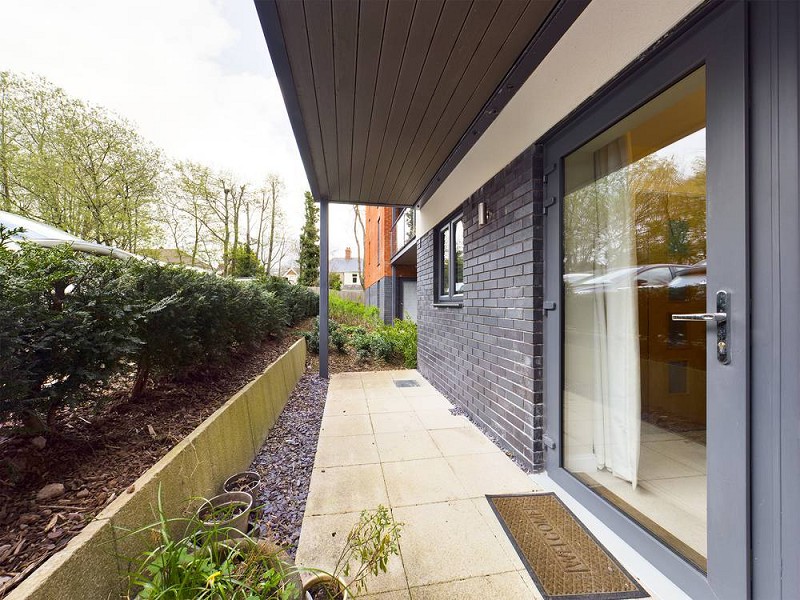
[{"left": 487, "top": 493, "right": 648, "bottom": 600}]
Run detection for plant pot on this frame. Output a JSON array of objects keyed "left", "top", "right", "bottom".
[
  {"left": 221, "top": 537, "right": 305, "bottom": 599},
  {"left": 223, "top": 470, "right": 261, "bottom": 494},
  {"left": 196, "top": 491, "right": 253, "bottom": 540},
  {"left": 302, "top": 574, "right": 350, "bottom": 600},
  {"left": 131, "top": 537, "right": 304, "bottom": 600}
]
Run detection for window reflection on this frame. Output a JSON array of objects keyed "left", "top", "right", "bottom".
[
  {"left": 562, "top": 68, "right": 708, "bottom": 571},
  {"left": 454, "top": 219, "right": 464, "bottom": 293}
]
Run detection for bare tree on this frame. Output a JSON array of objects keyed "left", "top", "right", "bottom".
[{"left": 353, "top": 204, "right": 365, "bottom": 289}]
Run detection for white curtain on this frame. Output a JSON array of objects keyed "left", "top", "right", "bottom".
[{"left": 590, "top": 135, "right": 642, "bottom": 488}]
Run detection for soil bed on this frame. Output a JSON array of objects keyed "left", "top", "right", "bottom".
[
  {"left": 249, "top": 372, "right": 328, "bottom": 558},
  {"left": 0, "top": 322, "right": 310, "bottom": 595},
  {"left": 308, "top": 350, "right": 399, "bottom": 374}
]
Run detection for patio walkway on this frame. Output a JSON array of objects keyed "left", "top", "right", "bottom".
[{"left": 296, "top": 369, "right": 544, "bottom": 599}]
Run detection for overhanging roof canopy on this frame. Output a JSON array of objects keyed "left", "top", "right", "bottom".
[{"left": 256, "top": 0, "right": 585, "bottom": 207}]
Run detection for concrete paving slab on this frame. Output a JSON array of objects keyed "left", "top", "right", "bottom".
[
  {"left": 300, "top": 370, "right": 543, "bottom": 598},
  {"left": 392, "top": 500, "right": 521, "bottom": 587},
  {"left": 367, "top": 395, "right": 414, "bottom": 413},
  {"left": 409, "top": 572, "right": 539, "bottom": 599},
  {"left": 319, "top": 414, "right": 373, "bottom": 437},
  {"left": 314, "top": 433, "right": 380, "bottom": 467},
  {"left": 371, "top": 411, "right": 425, "bottom": 434},
  {"left": 374, "top": 430, "right": 442, "bottom": 463},
  {"left": 305, "top": 463, "right": 388, "bottom": 515},
  {"left": 429, "top": 427, "right": 505, "bottom": 456},
  {"left": 383, "top": 458, "right": 470, "bottom": 507}
]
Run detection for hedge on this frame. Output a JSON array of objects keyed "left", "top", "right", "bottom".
[{"left": 0, "top": 241, "right": 318, "bottom": 427}]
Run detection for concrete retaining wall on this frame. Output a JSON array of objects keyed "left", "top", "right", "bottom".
[{"left": 8, "top": 338, "right": 306, "bottom": 600}]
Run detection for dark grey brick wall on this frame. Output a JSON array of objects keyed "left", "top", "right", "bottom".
[
  {"left": 417, "top": 146, "right": 544, "bottom": 470},
  {"left": 365, "top": 277, "right": 393, "bottom": 324}
]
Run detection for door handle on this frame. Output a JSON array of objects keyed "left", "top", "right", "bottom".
[
  {"left": 671, "top": 290, "right": 730, "bottom": 364},
  {"left": 672, "top": 312, "right": 726, "bottom": 322}
]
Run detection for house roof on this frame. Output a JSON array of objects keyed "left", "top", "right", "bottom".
[
  {"left": 255, "top": 0, "right": 586, "bottom": 207},
  {"left": 329, "top": 257, "right": 362, "bottom": 273},
  {"left": 143, "top": 248, "right": 213, "bottom": 270}
]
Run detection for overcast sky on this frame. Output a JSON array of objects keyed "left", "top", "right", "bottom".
[{"left": 0, "top": 0, "right": 361, "bottom": 259}]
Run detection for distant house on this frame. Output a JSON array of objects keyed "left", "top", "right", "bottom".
[
  {"left": 283, "top": 267, "right": 298, "bottom": 285},
  {"left": 142, "top": 248, "right": 213, "bottom": 271},
  {"left": 329, "top": 247, "right": 362, "bottom": 290}
]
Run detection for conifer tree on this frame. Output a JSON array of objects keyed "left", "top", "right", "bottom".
[{"left": 297, "top": 191, "right": 320, "bottom": 286}]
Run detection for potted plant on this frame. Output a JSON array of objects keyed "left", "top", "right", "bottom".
[
  {"left": 302, "top": 505, "right": 402, "bottom": 600},
  {"left": 124, "top": 492, "right": 302, "bottom": 599},
  {"left": 196, "top": 491, "right": 253, "bottom": 541},
  {"left": 224, "top": 470, "right": 261, "bottom": 494}
]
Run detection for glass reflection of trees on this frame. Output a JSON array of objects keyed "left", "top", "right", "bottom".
[{"left": 564, "top": 155, "right": 706, "bottom": 274}]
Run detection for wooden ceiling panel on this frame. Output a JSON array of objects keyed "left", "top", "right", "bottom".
[
  {"left": 398, "top": 0, "right": 559, "bottom": 205},
  {"left": 356, "top": 0, "right": 415, "bottom": 202},
  {"left": 271, "top": 0, "right": 329, "bottom": 194},
  {"left": 332, "top": 0, "right": 358, "bottom": 201},
  {"left": 260, "top": 0, "right": 576, "bottom": 206},
  {"left": 373, "top": 0, "right": 473, "bottom": 203},
  {"left": 383, "top": 0, "right": 506, "bottom": 202},
  {"left": 303, "top": 0, "right": 338, "bottom": 198},
  {"left": 348, "top": 0, "right": 386, "bottom": 201}
]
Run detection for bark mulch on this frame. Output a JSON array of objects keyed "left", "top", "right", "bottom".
[{"left": 0, "top": 323, "right": 310, "bottom": 596}]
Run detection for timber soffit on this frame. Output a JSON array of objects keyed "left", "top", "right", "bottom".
[{"left": 255, "top": 0, "right": 587, "bottom": 208}]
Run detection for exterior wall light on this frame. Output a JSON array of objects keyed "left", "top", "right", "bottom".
[{"left": 477, "top": 201, "right": 491, "bottom": 226}]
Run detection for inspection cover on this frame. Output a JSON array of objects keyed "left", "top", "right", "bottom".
[{"left": 393, "top": 380, "right": 420, "bottom": 388}]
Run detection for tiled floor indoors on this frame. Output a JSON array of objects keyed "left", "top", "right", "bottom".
[{"left": 296, "top": 370, "right": 660, "bottom": 599}]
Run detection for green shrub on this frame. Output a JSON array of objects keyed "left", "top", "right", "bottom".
[
  {"left": 348, "top": 320, "right": 417, "bottom": 367},
  {"left": 382, "top": 319, "right": 418, "bottom": 368},
  {"left": 303, "top": 318, "right": 347, "bottom": 354},
  {"left": 0, "top": 243, "right": 140, "bottom": 426},
  {"left": 258, "top": 276, "right": 318, "bottom": 326},
  {"left": 127, "top": 263, "right": 288, "bottom": 397},
  {"left": 0, "top": 242, "right": 322, "bottom": 423},
  {"left": 329, "top": 294, "right": 380, "bottom": 328}
]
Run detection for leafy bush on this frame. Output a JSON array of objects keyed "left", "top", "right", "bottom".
[
  {"left": 0, "top": 243, "right": 140, "bottom": 426},
  {"left": 329, "top": 294, "right": 380, "bottom": 328},
  {"left": 348, "top": 320, "right": 417, "bottom": 367},
  {"left": 328, "top": 272, "right": 342, "bottom": 290},
  {"left": 258, "top": 276, "right": 318, "bottom": 326},
  {"left": 381, "top": 319, "right": 418, "bottom": 368},
  {"left": 126, "top": 262, "right": 287, "bottom": 397},
  {"left": 0, "top": 242, "right": 321, "bottom": 425},
  {"left": 303, "top": 318, "right": 347, "bottom": 354}
]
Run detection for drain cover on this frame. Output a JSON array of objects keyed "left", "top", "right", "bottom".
[{"left": 394, "top": 380, "right": 420, "bottom": 388}]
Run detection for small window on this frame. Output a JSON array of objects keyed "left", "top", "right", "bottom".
[
  {"left": 351, "top": 273, "right": 358, "bottom": 284},
  {"left": 436, "top": 213, "right": 464, "bottom": 303}
]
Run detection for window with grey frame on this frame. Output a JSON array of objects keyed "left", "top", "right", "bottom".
[{"left": 435, "top": 213, "right": 464, "bottom": 303}]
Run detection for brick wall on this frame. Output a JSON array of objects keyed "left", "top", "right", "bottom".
[
  {"left": 365, "top": 277, "right": 394, "bottom": 324},
  {"left": 417, "top": 146, "right": 544, "bottom": 470},
  {"left": 364, "top": 206, "right": 394, "bottom": 289}
]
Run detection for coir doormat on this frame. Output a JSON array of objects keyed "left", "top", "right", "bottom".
[{"left": 487, "top": 493, "right": 648, "bottom": 600}]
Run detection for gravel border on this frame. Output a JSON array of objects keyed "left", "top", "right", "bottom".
[{"left": 249, "top": 373, "right": 329, "bottom": 558}]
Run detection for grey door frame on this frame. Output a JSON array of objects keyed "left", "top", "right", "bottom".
[
  {"left": 749, "top": 3, "right": 800, "bottom": 599},
  {"left": 541, "top": 4, "right": 748, "bottom": 600}
]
